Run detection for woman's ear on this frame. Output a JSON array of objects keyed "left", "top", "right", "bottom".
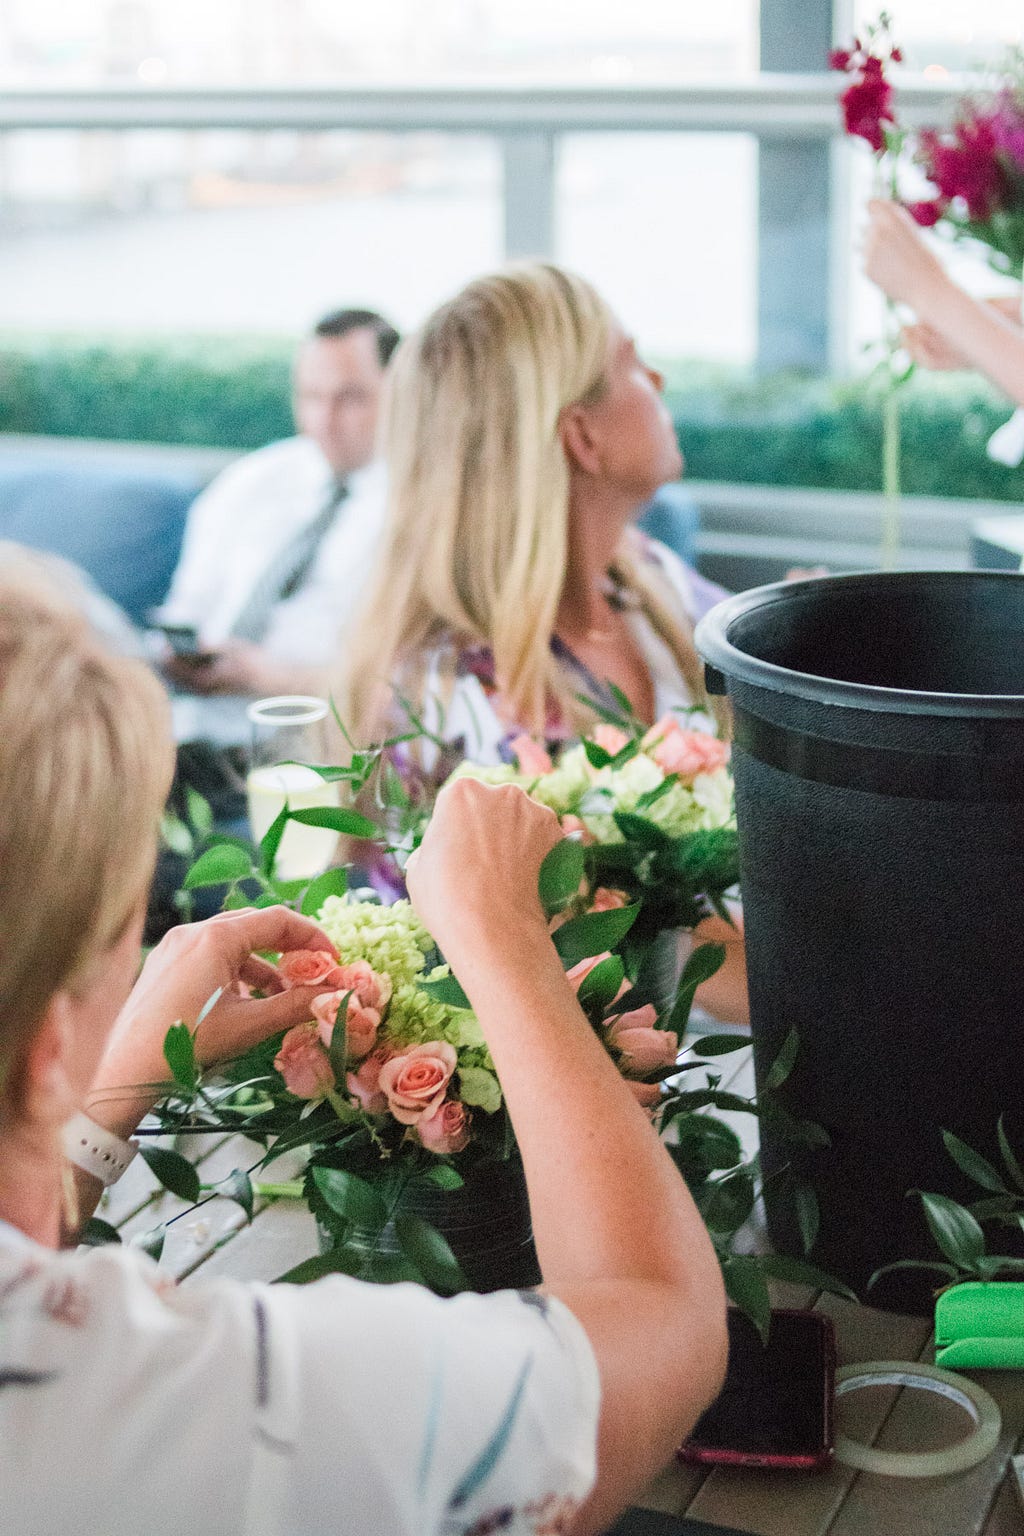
[
  {"left": 558, "top": 402, "right": 604, "bottom": 476},
  {"left": 18, "top": 996, "right": 79, "bottom": 1132}
]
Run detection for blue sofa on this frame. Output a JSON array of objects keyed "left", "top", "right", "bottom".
[{"left": 0, "top": 438, "right": 701, "bottom": 623}]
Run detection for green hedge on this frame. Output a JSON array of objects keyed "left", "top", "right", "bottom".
[{"left": 2, "top": 335, "right": 1023, "bottom": 503}]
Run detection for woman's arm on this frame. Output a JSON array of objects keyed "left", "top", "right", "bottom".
[
  {"left": 864, "top": 199, "right": 1024, "bottom": 408},
  {"left": 406, "top": 780, "right": 728, "bottom": 1535}
]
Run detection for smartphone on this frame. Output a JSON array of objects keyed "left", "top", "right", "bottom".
[
  {"left": 678, "top": 1308, "right": 835, "bottom": 1471},
  {"left": 150, "top": 621, "right": 214, "bottom": 661}
]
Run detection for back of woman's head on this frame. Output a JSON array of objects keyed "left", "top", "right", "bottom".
[
  {"left": 342, "top": 264, "right": 613, "bottom": 740},
  {"left": 0, "top": 563, "right": 171, "bottom": 1093}
]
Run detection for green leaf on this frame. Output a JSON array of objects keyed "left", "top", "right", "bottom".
[
  {"left": 759, "top": 1255, "right": 857, "bottom": 1300},
  {"left": 80, "top": 1217, "right": 122, "bottom": 1246},
  {"left": 288, "top": 806, "right": 377, "bottom": 838},
  {"left": 219, "top": 1168, "right": 255, "bottom": 1223},
  {"left": 998, "top": 1116, "right": 1024, "bottom": 1194},
  {"left": 160, "top": 811, "right": 194, "bottom": 857},
  {"left": 868, "top": 1258, "right": 959, "bottom": 1291},
  {"left": 326, "top": 991, "right": 351, "bottom": 1086},
  {"left": 162, "top": 1021, "right": 198, "bottom": 1093},
  {"left": 196, "top": 986, "right": 224, "bottom": 1029},
  {"left": 184, "top": 842, "right": 254, "bottom": 889},
  {"left": 763, "top": 1028, "right": 800, "bottom": 1091},
  {"left": 672, "top": 1112, "right": 743, "bottom": 1173},
  {"left": 976, "top": 1255, "right": 1024, "bottom": 1280},
  {"left": 612, "top": 811, "right": 672, "bottom": 849},
  {"left": 666, "top": 941, "right": 725, "bottom": 1041},
  {"left": 607, "top": 681, "right": 636, "bottom": 718},
  {"left": 139, "top": 1145, "right": 201, "bottom": 1203},
  {"left": 689, "top": 1032, "right": 750, "bottom": 1057},
  {"left": 917, "top": 1191, "right": 986, "bottom": 1271},
  {"left": 394, "top": 1212, "right": 469, "bottom": 1296},
  {"left": 312, "top": 1166, "right": 387, "bottom": 1229},
  {"left": 184, "top": 786, "right": 215, "bottom": 837},
  {"left": 552, "top": 903, "right": 639, "bottom": 967},
  {"left": 417, "top": 1164, "right": 465, "bottom": 1191},
  {"left": 722, "top": 1256, "right": 772, "bottom": 1343},
  {"left": 258, "top": 802, "right": 290, "bottom": 879},
  {"left": 582, "top": 739, "right": 613, "bottom": 769},
  {"left": 419, "top": 972, "right": 472, "bottom": 1010},
  {"left": 301, "top": 866, "right": 349, "bottom": 917},
  {"left": 538, "top": 839, "right": 586, "bottom": 912},
  {"left": 968, "top": 1196, "right": 1019, "bottom": 1223},
  {"left": 275, "top": 1245, "right": 368, "bottom": 1285},
  {"left": 576, "top": 954, "right": 625, "bottom": 1012},
  {"left": 942, "top": 1130, "right": 1009, "bottom": 1195},
  {"left": 794, "top": 1182, "right": 820, "bottom": 1254},
  {"left": 700, "top": 1169, "right": 755, "bottom": 1233},
  {"left": 130, "top": 1226, "right": 166, "bottom": 1262}
]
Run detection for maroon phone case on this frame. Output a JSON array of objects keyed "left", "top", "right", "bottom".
[{"left": 677, "top": 1308, "right": 836, "bottom": 1472}]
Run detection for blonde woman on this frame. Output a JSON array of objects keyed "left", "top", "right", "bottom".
[
  {"left": 0, "top": 575, "right": 726, "bottom": 1535},
  {"left": 338, "top": 263, "right": 746, "bottom": 1021}
]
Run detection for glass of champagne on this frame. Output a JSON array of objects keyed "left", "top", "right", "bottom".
[{"left": 246, "top": 695, "right": 340, "bottom": 880}]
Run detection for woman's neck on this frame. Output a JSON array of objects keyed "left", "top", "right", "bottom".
[
  {"left": 557, "top": 482, "right": 638, "bottom": 640},
  {"left": 0, "top": 1123, "right": 63, "bottom": 1249}
]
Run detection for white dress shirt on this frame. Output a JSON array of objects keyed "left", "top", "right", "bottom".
[{"left": 160, "top": 437, "right": 386, "bottom": 745}]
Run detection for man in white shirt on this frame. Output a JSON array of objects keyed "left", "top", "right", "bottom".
[{"left": 160, "top": 308, "right": 399, "bottom": 747}]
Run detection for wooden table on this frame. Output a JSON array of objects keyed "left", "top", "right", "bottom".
[{"left": 97, "top": 1043, "right": 1024, "bottom": 1536}]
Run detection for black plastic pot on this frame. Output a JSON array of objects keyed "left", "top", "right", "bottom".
[{"left": 695, "top": 572, "right": 1024, "bottom": 1311}]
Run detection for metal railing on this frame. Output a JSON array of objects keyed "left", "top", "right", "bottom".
[{"left": 0, "top": 74, "right": 966, "bottom": 370}]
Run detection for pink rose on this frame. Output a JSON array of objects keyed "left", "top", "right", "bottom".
[
  {"left": 560, "top": 814, "right": 595, "bottom": 846},
  {"left": 592, "top": 724, "right": 630, "bottom": 757},
  {"left": 590, "top": 887, "right": 628, "bottom": 913},
  {"left": 510, "top": 734, "right": 554, "bottom": 776},
  {"left": 311, "top": 990, "right": 381, "bottom": 1062},
  {"left": 628, "top": 1079, "right": 664, "bottom": 1109},
  {"left": 329, "top": 958, "right": 392, "bottom": 1012},
  {"left": 378, "top": 1041, "right": 458, "bottom": 1125},
  {"left": 278, "top": 949, "right": 344, "bottom": 988},
  {"left": 565, "top": 952, "right": 613, "bottom": 992},
  {"left": 642, "top": 716, "right": 730, "bottom": 783},
  {"left": 346, "top": 1046, "right": 392, "bottom": 1114},
  {"left": 417, "top": 1099, "right": 472, "bottom": 1155},
  {"left": 274, "top": 1022, "right": 335, "bottom": 1100},
  {"left": 607, "top": 1006, "right": 679, "bottom": 1076}
]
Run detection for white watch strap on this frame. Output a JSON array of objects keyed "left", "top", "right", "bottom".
[{"left": 61, "top": 1112, "right": 139, "bottom": 1187}]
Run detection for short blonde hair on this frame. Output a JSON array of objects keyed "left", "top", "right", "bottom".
[
  {"left": 337, "top": 261, "right": 714, "bottom": 743},
  {"left": 0, "top": 563, "right": 172, "bottom": 1093}
]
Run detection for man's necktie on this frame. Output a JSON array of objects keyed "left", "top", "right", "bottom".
[{"left": 228, "top": 478, "right": 349, "bottom": 645}]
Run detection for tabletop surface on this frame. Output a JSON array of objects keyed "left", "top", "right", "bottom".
[{"left": 98, "top": 1043, "right": 1024, "bottom": 1536}]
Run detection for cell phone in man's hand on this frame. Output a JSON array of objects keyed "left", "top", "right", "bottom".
[{"left": 150, "top": 621, "right": 215, "bottom": 662}]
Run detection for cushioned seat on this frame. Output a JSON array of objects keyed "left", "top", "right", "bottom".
[{"left": 0, "top": 451, "right": 200, "bottom": 625}]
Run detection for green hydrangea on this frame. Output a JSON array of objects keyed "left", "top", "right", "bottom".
[{"left": 316, "top": 896, "right": 432, "bottom": 988}]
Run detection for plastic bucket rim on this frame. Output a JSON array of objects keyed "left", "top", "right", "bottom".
[{"left": 694, "top": 569, "right": 1024, "bottom": 720}]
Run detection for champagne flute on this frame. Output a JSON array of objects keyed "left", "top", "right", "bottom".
[{"left": 246, "top": 695, "right": 339, "bottom": 880}]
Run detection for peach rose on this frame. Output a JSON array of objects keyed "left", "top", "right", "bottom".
[
  {"left": 510, "top": 734, "right": 554, "bottom": 776},
  {"left": 565, "top": 952, "right": 613, "bottom": 992},
  {"left": 607, "top": 1006, "right": 679, "bottom": 1076},
  {"left": 592, "top": 724, "right": 630, "bottom": 757},
  {"left": 589, "top": 887, "right": 628, "bottom": 913},
  {"left": 417, "top": 1099, "right": 472, "bottom": 1155},
  {"left": 346, "top": 1046, "right": 392, "bottom": 1114},
  {"left": 560, "top": 814, "right": 596, "bottom": 846},
  {"left": 627, "top": 1079, "right": 664, "bottom": 1108},
  {"left": 274, "top": 1022, "right": 335, "bottom": 1100},
  {"left": 311, "top": 990, "right": 381, "bottom": 1062},
  {"left": 642, "top": 716, "right": 730, "bottom": 783},
  {"left": 330, "top": 959, "right": 392, "bottom": 1012},
  {"left": 378, "top": 1041, "right": 458, "bottom": 1125},
  {"left": 278, "top": 949, "right": 344, "bottom": 988}
]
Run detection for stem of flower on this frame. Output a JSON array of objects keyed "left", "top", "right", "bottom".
[{"left": 881, "top": 366, "right": 902, "bottom": 571}]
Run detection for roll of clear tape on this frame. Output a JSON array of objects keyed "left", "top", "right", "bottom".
[{"left": 832, "top": 1361, "right": 1001, "bottom": 1478}]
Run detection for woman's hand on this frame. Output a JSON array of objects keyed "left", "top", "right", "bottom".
[
  {"left": 87, "top": 907, "right": 338, "bottom": 1138},
  {"left": 405, "top": 778, "right": 562, "bottom": 971},
  {"left": 863, "top": 197, "right": 950, "bottom": 312}
]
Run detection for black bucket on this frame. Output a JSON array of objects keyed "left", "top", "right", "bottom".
[{"left": 695, "top": 571, "right": 1024, "bottom": 1311}]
